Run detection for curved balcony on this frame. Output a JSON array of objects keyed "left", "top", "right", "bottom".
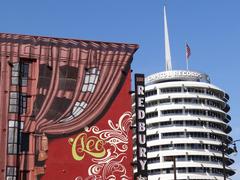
[
  {"left": 224, "top": 125, "right": 232, "bottom": 134},
  {"left": 224, "top": 114, "right": 231, "bottom": 123},
  {"left": 223, "top": 103, "right": 230, "bottom": 112},
  {"left": 224, "top": 93, "right": 230, "bottom": 102}
]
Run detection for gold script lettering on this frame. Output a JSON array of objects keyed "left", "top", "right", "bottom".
[{"left": 68, "top": 133, "right": 106, "bottom": 161}]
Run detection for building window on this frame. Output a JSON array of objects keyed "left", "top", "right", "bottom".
[
  {"left": 58, "top": 66, "right": 78, "bottom": 91},
  {"left": 160, "top": 87, "right": 181, "bottom": 94},
  {"left": 11, "top": 62, "right": 29, "bottom": 86},
  {"left": 9, "top": 92, "right": 27, "bottom": 114},
  {"left": 161, "top": 109, "right": 183, "bottom": 116},
  {"left": 8, "top": 120, "right": 23, "bottom": 154},
  {"left": 148, "top": 157, "right": 160, "bottom": 164},
  {"left": 162, "top": 132, "right": 185, "bottom": 139},
  {"left": 6, "top": 166, "right": 17, "bottom": 180},
  {"left": 11, "top": 63, "right": 19, "bottom": 85},
  {"left": 82, "top": 68, "right": 100, "bottom": 93},
  {"left": 160, "top": 121, "right": 172, "bottom": 126},
  {"left": 174, "top": 144, "right": 185, "bottom": 150},
  {"left": 146, "top": 100, "right": 159, "bottom": 107},
  {"left": 9, "top": 92, "right": 18, "bottom": 113},
  {"left": 60, "top": 101, "right": 87, "bottom": 122},
  {"left": 147, "top": 134, "right": 159, "bottom": 141},
  {"left": 148, "top": 145, "right": 160, "bottom": 152},
  {"left": 145, "top": 89, "right": 157, "bottom": 97},
  {"left": 146, "top": 111, "right": 158, "bottom": 119},
  {"left": 148, "top": 169, "right": 161, "bottom": 175}
]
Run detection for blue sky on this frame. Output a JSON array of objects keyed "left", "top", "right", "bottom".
[{"left": 1, "top": 0, "right": 239, "bottom": 179}]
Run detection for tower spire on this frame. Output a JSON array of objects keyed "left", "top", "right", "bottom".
[{"left": 164, "top": 5, "right": 172, "bottom": 71}]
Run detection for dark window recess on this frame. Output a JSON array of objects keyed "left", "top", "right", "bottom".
[
  {"left": 188, "top": 167, "right": 210, "bottom": 173},
  {"left": 148, "top": 122, "right": 160, "bottom": 129},
  {"left": 173, "top": 121, "right": 184, "bottom": 126},
  {"left": 32, "top": 95, "right": 45, "bottom": 116},
  {"left": 147, "top": 134, "right": 159, "bottom": 141},
  {"left": 148, "top": 157, "right": 160, "bottom": 164},
  {"left": 160, "top": 98, "right": 171, "bottom": 104},
  {"left": 162, "top": 132, "right": 184, "bottom": 139},
  {"left": 19, "top": 94, "right": 28, "bottom": 114},
  {"left": 161, "top": 109, "right": 183, "bottom": 116},
  {"left": 148, "top": 145, "right": 160, "bottom": 152},
  {"left": 187, "top": 143, "right": 207, "bottom": 150},
  {"left": 160, "top": 121, "right": 172, "bottom": 126},
  {"left": 21, "top": 132, "right": 30, "bottom": 152},
  {"left": 186, "top": 132, "right": 208, "bottom": 138},
  {"left": 184, "top": 87, "right": 205, "bottom": 94},
  {"left": 38, "top": 64, "right": 53, "bottom": 89},
  {"left": 164, "top": 156, "right": 175, "bottom": 162},
  {"left": 58, "top": 66, "right": 78, "bottom": 91},
  {"left": 146, "top": 111, "right": 158, "bottom": 119},
  {"left": 44, "top": 97, "right": 72, "bottom": 120},
  {"left": 146, "top": 100, "right": 158, "bottom": 107},
  {"left": 160, "top": 87, "right": 181, "bottom": 93},
  {"left": 161, "top": 144, "right": 172, "bottom": 150},
  {"left": 148, "top": 169, "right": 161, "bottom": 175},
  {"left": 212, "top": 168, "right": 223, "bottom": 175},
  {"left": 145, "top": 89, "right": 157, "bottom": 97},
  {"left": 174, "top": 144, "right": 185, "bottom": 149},
  {"left": 20, "top": 62, "right": 29, "bottom": 86}
]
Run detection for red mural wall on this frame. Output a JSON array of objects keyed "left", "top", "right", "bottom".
[
  {"left": 42, "top": 72, "right": 133, "bottom": 180},
  {"left": 0, "top": 33, "right": 138, "bottom": 180}
]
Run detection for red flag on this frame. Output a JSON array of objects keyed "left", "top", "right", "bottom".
[{"left": 186, "top": 43, "right": 191, "bottom": 59}]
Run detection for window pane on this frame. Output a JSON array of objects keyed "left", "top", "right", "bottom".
[
  {"left": 20, "top": 122, "right": 24, "bottom": 129},
  {"left": 9, "top": 105, "right": 18, "bottom": 113},
  {"left": 88, "top": 84, "right": 93, "bottom": 92},
  {"left": 13, "top": 144, "right": 17, "bottom": 154},
  {"left": 11, "top": 77, "right": 19, "bottom": 85},
  {"left": 82, "top": 85, "right": 88, "bottom": 92},
  {"left": 7, "top": 167, "right": 14, "bottom": 175},
  {"left": 14, "top": 128, "right": 18, "bottom": 143},
  {"left": 10, "top": 92, "right": 18, "bottom": 99},
  {"left": 84, "top": 75, "right": 90, "bottom": 83},
  {"left": 8, "top": 144, "right": 13, "bottom": 153},
  {"left": 9, "top": 121, "right": 15, "bottom": 127},
  {"left": 21, "top": 79, "right": 27, "bottom": 86},
  {"left": 89, "top": 75, "right": 95, "bottom": 83},
  {"left": 8, "top": 128, "right": 14, "bottom": 143},
  {"left": 12, "top": 63, "right": 19, "bottom": 71},
  {"left": 10, "top": 99, "right": 18, "bottom": 105},
  {"left": 21, "top": 63, "right": 29, "bottom": 77},
  {"left": 12, "top": 71, "right": 19, "bottom": 77}
]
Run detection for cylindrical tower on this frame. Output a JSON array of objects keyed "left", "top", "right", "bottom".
[{"left": 134, "top": 70, "right": 235, "bottom": 180}]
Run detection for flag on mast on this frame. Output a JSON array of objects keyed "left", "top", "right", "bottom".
[
  {"left": 185, "top": 42, "right": 191, "bottom": 70},
  {"left": 185, "top": 42, "right": 191, "bottom": 60}
]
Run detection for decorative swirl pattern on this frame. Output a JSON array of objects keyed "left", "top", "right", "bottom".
[{"left": 75, "top": 111, "right": 132, "bottom": 179}]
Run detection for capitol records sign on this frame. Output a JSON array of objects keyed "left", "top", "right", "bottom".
[{"left": 134, "top": 74, "right": 148, "bottom": 180}]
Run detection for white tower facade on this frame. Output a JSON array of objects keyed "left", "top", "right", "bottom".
[
  {"left": 132, "top": 5, "right": 235, "bottom": 180},
  {"left": 143, "top": 70, "right": 235, "bottom": 180}
]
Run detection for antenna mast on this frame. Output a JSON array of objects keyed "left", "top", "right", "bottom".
[{"left": 164, "top": 5, "right": 173, "bottom": 71}]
